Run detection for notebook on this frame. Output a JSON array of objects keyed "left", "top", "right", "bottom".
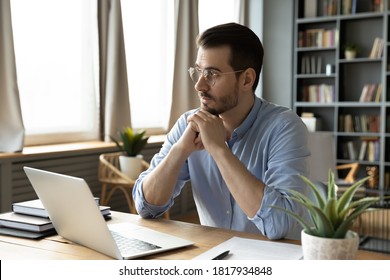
[{"left": 23, "top": 166, "right": 193, "bottom": 260}]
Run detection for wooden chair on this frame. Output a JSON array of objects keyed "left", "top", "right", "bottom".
[{"left": 98, "top": 152, "right": 170, "bottom": 219}]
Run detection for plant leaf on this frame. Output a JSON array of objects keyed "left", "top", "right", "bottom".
[
  {"left": 328, "top": 169, "right": 336, "bottom": 200},
  {"left": 299, "top": 175, "right": 326, "bottom": 209},
  {"left": 339, "top": 196, "right": 380, "bottom": 218},
  {"left": 109, "top": 135, "right": 123, "bottom": 152},
  {"left": 333, "top": 200, "right": 377, "bottom": 238},
  {"left": 269, "top": 205, "right": 315, "bottom": 234},
  {"left": 324, "top": 197, "right": 341, "bottom": 229},
  {"left": 337, "top": 177, "right": 369, "bottom": 214},
  {"left": 289, "top": 196, "right": 335, "bottom": 237}
]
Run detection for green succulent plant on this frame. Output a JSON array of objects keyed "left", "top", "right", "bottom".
[
  {"left": 111, "top": 127, "right": 149, "bottom": 157},
  {"left": 343, "top": 42, "right": 358, "bottom": 52},
  {"left": 272, "top": 170, "right": 387, "bottom": 239}
]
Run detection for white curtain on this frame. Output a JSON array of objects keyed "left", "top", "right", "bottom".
[
  {"left": 168, "top": 0, "right": 200, "bottom": 129},
  {"left": 0, "top": 0, "right": 24, "bottom": 152},
  {"left": 0, "top": 0, "right": 25, "bottom": 152},
  {"left": 98, "top": 0, "right": 131, "bottom": 141}
]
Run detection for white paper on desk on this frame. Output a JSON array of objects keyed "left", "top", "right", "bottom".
[{"left": 193, "top": 236, "right": 303, "bottom": 260}]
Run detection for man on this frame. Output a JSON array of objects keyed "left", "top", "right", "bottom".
[{"left": 133, "top": 23, "right": 310, "bottom": 240}]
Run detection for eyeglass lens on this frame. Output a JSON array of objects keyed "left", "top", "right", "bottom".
[{"left": 188, "top": 67, "right": 214, "bottom": 85}]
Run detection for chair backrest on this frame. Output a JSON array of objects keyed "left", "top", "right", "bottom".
[{"left": 307, "top": 132, "right": 337, "bottom": 183}]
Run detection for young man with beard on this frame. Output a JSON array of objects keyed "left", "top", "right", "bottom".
[{"left": 133, "top": 23, "right": 310, "bottom": 240}]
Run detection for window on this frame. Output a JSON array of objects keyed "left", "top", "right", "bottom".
[
  {"left": 11, "top": 0, "right": 99, "bottom": 146},
  {"left": 121, "top": 0, "right": 174, "bottom": 132},
  {"left": 121, "top": 0, "right": 237, "bottom": 132},
  {"left": 199, "top": 0, "right": 238, "bottom": 32}
]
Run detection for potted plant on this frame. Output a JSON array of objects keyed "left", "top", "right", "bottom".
[
  {"left": 343, "top": 42, "right": 358, "bottom": 60},
  {"left": 111, "top": 127, "right": 149, "bottom": 179},
  {"left": 272, "top": 170, "right": 387, "bottom": 259}
]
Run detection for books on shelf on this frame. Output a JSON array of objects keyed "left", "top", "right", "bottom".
[
  {"left": 301, "top": 55, "right": 322, "bottom": 74},
  {"left": 322, "top": 0, "right": 337, "bottom": 16},
  {"left": 298, "top": 28, "right": 337, "bottom": 48},
  {"left": 342, "top": 138, "right": 379, "bottom": 162},
  {"left": 370, "top": 0, "right": 384, "bottom": 12},
  {"left": 302, "top": 84, "right": 334, "bottom": 103},
  {"left": 339, "top": 114, "right": 380, "bottom": 133},
  {"left": 369, "top": 37, "right": 384, "bottom": 59},
  {"left": 12, "top": 197, "right": 101, "bottom": 218},
  {"left": 359, "top": 84, "right": 382, "bottom": 102}
]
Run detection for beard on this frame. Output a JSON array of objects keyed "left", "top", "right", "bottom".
[{"left": 199, "top": 84, "right": 239, "bottom": 115}]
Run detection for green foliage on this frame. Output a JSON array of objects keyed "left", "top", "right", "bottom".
[
  {"left": 271, "top": 170, "right": 387, "bottom": 239},
  {"left": 111, "top": 127, "right": 149, "bottom": 157},
  {"left": 343, "top": 42, "right": 358, "bottom": 51}
]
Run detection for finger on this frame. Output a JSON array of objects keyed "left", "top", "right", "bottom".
[
  {"left": 196, "top": 110, "right": 214, "bottom": 119},
  {"left": 188, "top": 120, "right": 200, "bottom": 132}
]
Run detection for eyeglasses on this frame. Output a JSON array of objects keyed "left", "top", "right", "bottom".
[{"left": 188, "top": 67, "right": 244, "bottom": 87}]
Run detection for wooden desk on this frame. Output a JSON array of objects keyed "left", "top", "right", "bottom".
[{"left": 0, "top": 211, "right": 389, "bottom": 260}]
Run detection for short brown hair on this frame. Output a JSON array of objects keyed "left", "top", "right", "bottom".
[{"left": 197, "top": 23, "right": 264, "bottom": 91}]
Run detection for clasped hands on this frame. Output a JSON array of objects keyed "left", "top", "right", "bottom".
[{"left": 179, "top": 110, "right": 227, "bottom": 155}]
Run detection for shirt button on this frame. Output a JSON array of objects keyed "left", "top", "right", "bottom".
[{"left": 226, "top": 210, "right": 230, "bottom": 215}]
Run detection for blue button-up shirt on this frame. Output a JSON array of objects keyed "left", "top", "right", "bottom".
[{"left": 133, "top": 97, "right": 310, "bottom": 240}]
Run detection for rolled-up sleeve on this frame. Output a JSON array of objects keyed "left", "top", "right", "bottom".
[
  {"left": 133, "top": 112, "right": 194, "bottom": 218},
  {"left": 247, "top": 111, "right": 310, "bottom": 240}
]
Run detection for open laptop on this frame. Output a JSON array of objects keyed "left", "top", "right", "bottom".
[{"left": 23, "top": 166, "right": 193, "bottom": 259}]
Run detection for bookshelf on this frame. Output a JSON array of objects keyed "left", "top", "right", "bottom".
[{"left": 293, "top": 0, "right": 390, "bottom": 200}]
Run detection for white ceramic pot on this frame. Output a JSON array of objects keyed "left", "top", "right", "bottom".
[
  {"left": 345, "top": 50, "right": 356, "bottom": 60},
  {"left": 119, "top": 155, "right": 144, "bottom": 179},
  {"left": 301, "top": 230, "right": 359, "bottom": 260}
]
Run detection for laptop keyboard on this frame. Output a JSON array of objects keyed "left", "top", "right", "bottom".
[{"left": 111, "top": 231, "right": 161, "bottom": 255}]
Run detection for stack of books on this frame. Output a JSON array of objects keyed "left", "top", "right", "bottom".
[{"left": 0, "top": 198, "right": 111, "bottom": 239}]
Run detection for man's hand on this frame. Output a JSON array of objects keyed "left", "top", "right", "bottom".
[
  {"left": 187, "top": 110, "right": 227, "bottom": 153},
  {"left": 175, "top": 118, "right": 204, "bottom": 157}
]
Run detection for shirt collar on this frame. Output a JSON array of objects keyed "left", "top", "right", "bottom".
[{"left": 230, "top": 96, "right": 262, "bottom": 141}]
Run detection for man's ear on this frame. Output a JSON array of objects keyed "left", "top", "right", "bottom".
[{"left": 242, "top": 68, "right": 256, "bottom": 90}]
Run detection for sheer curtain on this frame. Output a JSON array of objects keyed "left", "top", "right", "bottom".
[
  {"left": 98, "top": 0, "right": 131, "bottom": 141},
  {"left": 0, "top": 0, "right": 24, "bottom": 152},
  {"left": 120, "top": 0, "right": 175, "bottom": 132},
  {"left": 168, "top": 0, "right": 199, "bottom": 129},
  {"left": 11, "top": 0, "right": 100, "bottom": 146}
]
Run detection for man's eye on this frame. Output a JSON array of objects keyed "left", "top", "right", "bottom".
[{"left": 204, "top": 71, "right": 214, "bottom": 78}]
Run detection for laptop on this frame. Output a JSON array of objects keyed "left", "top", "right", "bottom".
[{"left": 23, "top": 166, "right": 194, "bottom": 260}]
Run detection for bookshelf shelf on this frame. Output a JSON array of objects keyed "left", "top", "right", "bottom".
[
  {"left": 339, "top": 58, "right": 383, "bottom": 63},
  {"left": 293, "top": 0, "right": 390, "bottom": 195}
]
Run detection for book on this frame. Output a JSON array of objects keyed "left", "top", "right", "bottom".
[
  {"left": 304, "top": 0, "right": 317, "bottom": 18},
  {"left": 368, "top": 141, "right": 376, "bottom": 162},
  {"left": 359, "top": 84, "right": 369, "bottom": 102},
  {"left": 358, "top": 141, "right": 367, "bottom": 161},
  {"left": 0, "top": 212, "right": 53, "bottom": 232},
  {"left": 347, "top": 141, "right": 356, "bottom": 160},
  {"left": 342, "top": 0, "right": 352, "bottom": 14},
  {"left": 0, "top": 225, "right": 56, "bottom": 239},
  {"left": 375, "top": 83, "right": 382, "bottom": 102},
  {"left": 0, "top": 205, "right": 111, "bottom": 233},
  {"left": 13, "top": 197, "right": 101, "bottom": 218},
  {"left": 369, "top": 37, "right": 384, "bottom": 59}
]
